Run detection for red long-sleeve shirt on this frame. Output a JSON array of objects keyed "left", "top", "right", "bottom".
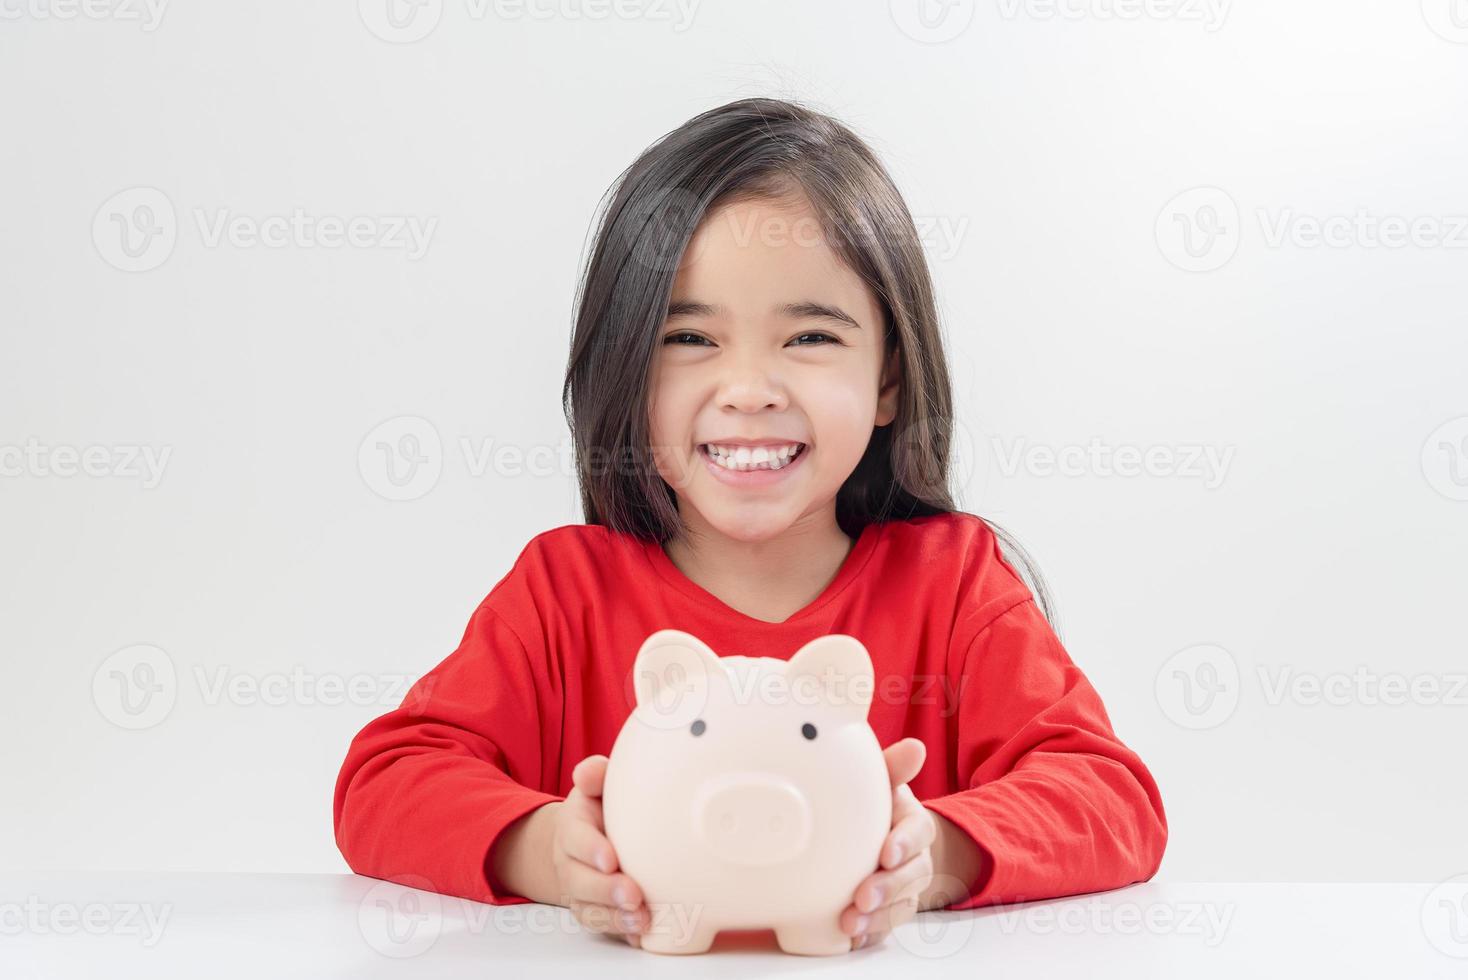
[{"left": 332, "top": 512, "right": 1167, "bottom": 909}]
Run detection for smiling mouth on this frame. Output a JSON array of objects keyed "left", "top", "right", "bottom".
[{"left": 698, "top": 443, "right": 807, "bottom": 472}]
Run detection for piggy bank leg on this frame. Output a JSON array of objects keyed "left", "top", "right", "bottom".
[
  {"left": 636, "top": 910, "right": 719, "bottom": 955},
  {"left": 637, "top": 927, "right": 718, "bottom": 955},
  {"left": 773, "top": 917, "right": 852, "bottom": 956}
]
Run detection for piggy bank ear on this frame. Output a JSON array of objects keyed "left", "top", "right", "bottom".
[
  {"left": 784, "top": 633, "right": 874, "bottom": 720},
  {"left": 629, "top": 629, "right": 721, "bottom": 729}
]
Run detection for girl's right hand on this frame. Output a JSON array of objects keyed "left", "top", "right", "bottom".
[{"left": 551, "top": 754, "right": 648, "bottom": 947}]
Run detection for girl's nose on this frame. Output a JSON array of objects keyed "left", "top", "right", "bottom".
[{"left": 717, "top": 366, "right": 789, "bottom": 413}]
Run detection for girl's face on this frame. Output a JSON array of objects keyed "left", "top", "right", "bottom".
[{"left": 647, "top": 191, "right": 900, "bottom": 542}]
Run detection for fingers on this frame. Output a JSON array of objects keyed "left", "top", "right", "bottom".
[
  {"left": 555, "top": 766, "right": 646, "bottom": 946},
  {"left": 856, "top": 849, "right": 930, "bottom": 917},
  {"left": 842, "top": 851, "right": 933, "bottom": 941},
  {"left": 880, "top": 787, "right": 935, "bottom": 870},
  {"left": 882, "top": 737, "right": 927, "bottom": 790},
  {"left": 569, "top": 899, "right": 647, "bottom": 942},
  {"left": 571, "top": 754, "right": 609, "bottom": 797},
  {"left": 558, "top": 828, "right": 646, "bottom": 943},
  {"left": 559, "top": 812, "right": 617, "bottom": 874},
  {"left": 853, "top": 897, "right": 917, "bottom": 936},
  {"left": 561, "top": 856, "right": 643, "bottom": 911},
  {"left": 843, "top": 800, "right": 938, "bottom": 946},
  {"left": 564, "top": 761, "right": 609, "bottom": 836},
  {"left": 859, "top": 825, "right": 934, "bottom": 917}
]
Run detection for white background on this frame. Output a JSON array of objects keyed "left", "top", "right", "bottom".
[{"left": 2, "top": 0, "right": 1464, "bottom": 888}]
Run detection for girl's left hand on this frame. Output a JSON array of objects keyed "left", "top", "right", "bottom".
[{"left": 842, "top": 737, "right": 935, "bottom": 950}]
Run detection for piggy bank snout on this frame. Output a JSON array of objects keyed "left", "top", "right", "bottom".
[{"left": 692, "top": 773, "right": 813, "bottom": 868}]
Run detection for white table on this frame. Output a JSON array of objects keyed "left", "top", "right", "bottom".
[{"left": 3, "top": 872, "right": 1464, "bottom": 978}]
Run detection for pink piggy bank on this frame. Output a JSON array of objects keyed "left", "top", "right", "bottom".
[{"left": 601, "top": 628, "right": 892, "bottom": 956}]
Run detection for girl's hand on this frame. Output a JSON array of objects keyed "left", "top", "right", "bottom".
[
  {"left": 841, "top": 737, "right": 936, "bottom": 950},
  {"left": 550, "top": 754, "right": 648, "bottom": 947}
]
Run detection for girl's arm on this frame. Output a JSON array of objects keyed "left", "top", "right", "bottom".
[
  {"left": 332, "top": 603, "right": 565, "bottom": 905},
  {"left": 488, "top": 798, "right": 564, "bottom": 905},
  {"left": 922, "top": 811, "right": 987, "bottom": 910},
  {"left": 920, "top": 597, "right": 1169, "bottom": 909}
]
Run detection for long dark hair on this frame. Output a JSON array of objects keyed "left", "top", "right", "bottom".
[{"left": 561, "top": 97, "right": 1055, "bottom": 624}]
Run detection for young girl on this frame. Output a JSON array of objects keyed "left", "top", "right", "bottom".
[{"left": 333, "top": 97, "right": 1167, "bottom": 953}]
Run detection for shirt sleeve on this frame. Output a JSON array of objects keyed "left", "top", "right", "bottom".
[
  {"left": 332, "top": 602, "right": 565, "bottom": 906},
  {"left": 920, "top": 597, "right": 1168, "bottom": 910}
]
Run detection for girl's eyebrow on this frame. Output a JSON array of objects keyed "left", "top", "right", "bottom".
[{"left": 665, "top": 299, "right": 861, "bottom": 329}]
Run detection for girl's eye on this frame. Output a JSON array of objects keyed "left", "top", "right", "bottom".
[
  {"left": 661, "top": 331, "right": 841, "bottom": 347},
  {"left": 789, "top": 332, "right": 840, "bottom": 346}
]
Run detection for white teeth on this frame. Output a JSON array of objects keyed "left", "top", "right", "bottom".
[{"left": 701, "top": 443, "right": 805, "bottom": 472}]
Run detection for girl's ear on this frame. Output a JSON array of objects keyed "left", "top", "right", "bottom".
[{"left": 875, "top": 344, "right": 901, "bottom": 427}]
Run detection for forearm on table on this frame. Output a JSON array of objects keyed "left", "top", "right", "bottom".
[{"left": 489, "top": 800, "right": 564, "bottom": 906}]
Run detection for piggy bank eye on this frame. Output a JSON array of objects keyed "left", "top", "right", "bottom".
[
  {"left": 690, "top": 719, "right": 706, "bottom": 736},
  {"left": 801, "top": 722, "right": 817, "bottom": 740}
]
